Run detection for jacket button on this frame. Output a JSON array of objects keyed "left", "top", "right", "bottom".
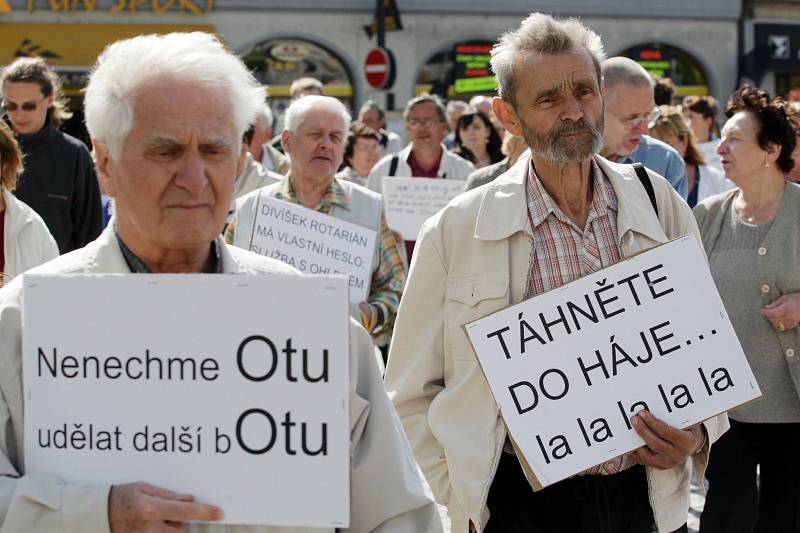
[
  {"left": 787, "top": 349, "right": 795, "bottom": 358},
  {"left": 758, "top": 247, "right": 767, "bottom": 256},
  {"left": 761, "top": 284, "right": 770, "bottom": 293}
]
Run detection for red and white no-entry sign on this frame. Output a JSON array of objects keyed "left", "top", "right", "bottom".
[{"left": 364, "top": 47, "right": 395, "bottom": 90}]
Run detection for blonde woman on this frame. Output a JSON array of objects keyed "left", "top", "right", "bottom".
[
  {"left": 0, "top": 120, "right": 58, "bottom": 288},
  {"left": 651, "top": 106, "right": 734, "bottom": 207}
]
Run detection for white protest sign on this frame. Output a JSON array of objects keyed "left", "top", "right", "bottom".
[
  {"left": 23, "top": 274, "right": 350, "bottom": 528},
  {"left": 248, "top": 194, "right": 376, "bottom": 303},
  {"left": 465, "top": 235, "right": 760, "bottom": 488},
  {"left": 382, "top": 177, "right": 465, "bottom": 241}
]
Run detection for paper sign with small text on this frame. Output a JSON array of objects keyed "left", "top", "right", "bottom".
[{"left": 381, "top": 177, "right": 465, "bottom": 241}]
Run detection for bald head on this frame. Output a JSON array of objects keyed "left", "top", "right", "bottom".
[{"left": 602, "top": 56, "right": 653, "bottom": 91}]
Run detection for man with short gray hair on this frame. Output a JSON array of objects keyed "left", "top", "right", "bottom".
[
  {"left": 228, "top": 95, "right": 406, "bottom": 351},
  {"left": 601, "top": 56, "right": 688, "bottom": 198},
  {"left": 366, "top": 93, "right": 474, "bottom": 260},
  {"left": 385, "top": 13, "right": 726, "bottom": 533},
  {"left": 0, "top": 32, "right": 441, "bottom": 533}
]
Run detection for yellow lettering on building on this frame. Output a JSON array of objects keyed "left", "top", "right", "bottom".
[{"left": 151, "top": 0, "right": 174, "bottom": 13}]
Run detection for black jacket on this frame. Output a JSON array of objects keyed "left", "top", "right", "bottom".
[{"left": 12, "top": 116, "right": 102, "bottom": 254}]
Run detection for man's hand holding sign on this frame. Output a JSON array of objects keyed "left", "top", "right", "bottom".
[{"left": 465, "top": 235, "right": 759, "bottom": 487}]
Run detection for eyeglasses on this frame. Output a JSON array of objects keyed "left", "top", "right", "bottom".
[
  {"left": 407, "top": 117, "right": 441, "bottom": 129},
  {"left": 2, "top": 97, "right": 46, "bottom": 112},
  {"left": 608, "top": 106, "right": 662, "bottom": 130}
]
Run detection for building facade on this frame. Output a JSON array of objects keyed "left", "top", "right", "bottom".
[{"left": 0, "top": 0, "right": 741, "bottom": 125}]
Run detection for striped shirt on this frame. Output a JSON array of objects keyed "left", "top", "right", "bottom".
[{"left": 524, "top": 158, "right": 636, "bottom": 476}]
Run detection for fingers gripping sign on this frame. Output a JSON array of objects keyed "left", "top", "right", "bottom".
[
  {"left": 629, "top": 410, "right": 705, "bottom": 470},
  {"left": 109, "top": 482, "right": 223, "bottom": 533}
]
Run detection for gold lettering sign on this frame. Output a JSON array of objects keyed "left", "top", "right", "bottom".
[{"left": 19, "top": 0, "right": 213, "bottom": 13}]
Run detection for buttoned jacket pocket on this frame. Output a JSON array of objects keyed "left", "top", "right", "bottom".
[{"left": 445, "top": 276, "right": 508, "bottom": 361}]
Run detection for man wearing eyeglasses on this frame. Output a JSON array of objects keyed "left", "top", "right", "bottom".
[
  {"left": 600, "top": 57, "right": 689, "bottom": 200},
  {"left": 366, "top": 94, "right": 475, "bottom": 261},
  {"left": 1, "top": 57, "right": 102, "bottom": 253}
]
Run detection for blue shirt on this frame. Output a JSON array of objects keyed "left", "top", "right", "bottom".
[{"left": 623, "top": 135, "right": 688, "bottom": 199}]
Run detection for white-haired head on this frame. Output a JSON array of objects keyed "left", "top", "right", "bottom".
[
  {"left": 84, "top": 32, "right": 265, "bottom": 160},
  {"left": 491, "top": 13, "right": 605, "bottom": 107},
  {"left": 601, "top": 56, "right": 653, "bottom": 91},
  {"left": 284, "top": 95, "right": 351, "bottom": 133},
  {"left": 254, "top": 101, "right": 273, "bottom": 128}
]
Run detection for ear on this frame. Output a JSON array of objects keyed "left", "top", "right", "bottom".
[
  {"left": 492, "top": 97, "right": 523, "bottom": 138},
  {"left": 281, "top": 129, "right": 292, "bottom": 156},
  {"left": 766, "top": 141, "right": 782, "bottom": 166},
  {"left": 92, "top": 141, "right": 116, "bottom": 197}
]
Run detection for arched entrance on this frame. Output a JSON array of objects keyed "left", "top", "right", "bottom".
[{"left": 620, "top": 43, "right": 710, "bottom": 98}]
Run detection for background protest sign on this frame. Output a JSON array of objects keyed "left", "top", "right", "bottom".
[
  {"left": 249, "top": 194, "right": 376, "bottom": 303},
  {"left": 381, "top": 177, "right": 465, "bottom": 240},
  {"left": 465, "top": 235, "right": 760, "bottom": 488},
  {"left": 23, "top": 274, "right": 350, "bottom": 528}
]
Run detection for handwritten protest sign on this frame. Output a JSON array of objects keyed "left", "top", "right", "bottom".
[
  {"left": 249, "top": 194, "right": 376, "bottom": 303},
  {"left": 382, "top": 177, "right": 465, "bottom": 240},
  {"left": 23, "top": 274, "right": 350, "bottom": 527},
  {"left": 465, "top": 235, "right": 760, "bottom": 488}
]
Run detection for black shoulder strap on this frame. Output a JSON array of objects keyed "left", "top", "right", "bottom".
[
  {"left": 388, "top": 155, "right": 399, "bottom": 177},
  {"left": 632, "top": 163, "right": 659, "bottom": 217}
]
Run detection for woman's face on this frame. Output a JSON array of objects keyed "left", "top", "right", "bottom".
[
  {"left": 650, "top": 128, "right": 686, "bottom": 158},
  {"left": 717, "top": 111, "right": 772, "bottom": 184},
  {"left": 683, "top": 109, "right": 712, "bottom": 143},
  {"left": 349, "top": 137, "right": 381, "bottom": 176},
  {"left": 459, "top": 117, "right": 490, "bottom": 150}
]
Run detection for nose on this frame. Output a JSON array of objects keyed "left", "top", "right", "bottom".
[
  {"left": 174, "top": 152, "right": 209, "bottom": 194},
  {"left": 562, "top": 96, "right": 584, "bottom": 122},
  {"left": 632, "top": 118, "right": 649, "bottom": 136},
  {"left": 716, "top": 139, "right": 728, "bottom": 156}
]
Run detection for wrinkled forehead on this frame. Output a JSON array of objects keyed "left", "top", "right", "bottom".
[
  {"left": 514, "top": 49, "right": 599, "bottom": 97},
  {"left": 721, "top": 111, "right": 757, "bottom": 136},
  {"left": 297, "top": 108, "right": 347, "bottom": 132}
]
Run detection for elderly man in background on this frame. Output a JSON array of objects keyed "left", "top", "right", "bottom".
[
  {"left": 358, "top": 100, "right": 403, "bottom": 156},
  {"left": 385, "top": 13, "right": 727, "bottom": 533},
  {"left": 227, "top": 95, "right": 406, "bottom": 355},
  {"left": 0, "top": 32, "right": 441, "bottom": 533},
  {"left": 366, "top": 94, "right": 474, "bottom": 261},
  {"left": 600, "top": 57, "right": 688, "bottom": 199}
]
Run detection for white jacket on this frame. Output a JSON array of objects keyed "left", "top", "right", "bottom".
[
  {"left": 0, "top": 227, "right": 442, "bottom": 533},
  {"left": 384, "top": 154, "right": 729, "bottom": 533},
  {"left": 696, "top": 164, "right": 735, "bottom": 203},
  {"left": 365, "top": 144, "right": 475, "bottom": 196},
  {"left": 2, "top": 188, "right": 58, "bottom": 283}
]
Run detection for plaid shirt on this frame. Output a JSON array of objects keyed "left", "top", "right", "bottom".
[
  {"left": 267, "top": 177, "right": 405, "bottom": 336},
  {"left": 524, "top": 158, "right": 636, "bottom": 476}
]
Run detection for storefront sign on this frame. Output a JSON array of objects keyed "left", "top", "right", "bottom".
[
  {"left": 453, "top": 42, "right": 496, "bottom": 94},
  {"left": 23, "top": 274, "right": 350, "bottom": 527},
  {"left": 6, "top": 0, "right": 213, "bottom": 14},
  {"left": 465, "top": 235, "right": 760, "bottom": 487}
]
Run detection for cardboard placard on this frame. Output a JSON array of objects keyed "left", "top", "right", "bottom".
[
  {"left": 23, "top": 274, "right": 350, "bottom": 527},
  {"left": 381, "top": 177, "right": 465, "bottom": 241},
  {"left": 465, "top": 235, "right": 760, "bottom": 487},
  {"left": 249, "top": 194, "right": 376, "bottom": 303}
]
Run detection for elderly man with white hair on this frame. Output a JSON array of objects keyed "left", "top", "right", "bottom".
[
  {"left": 600, "top": 56, "right": 688, "bottom": 199},
  {"left": 0, "top": 32, "right": 442, "bottom": 533},
  {"left": 384, "top": 13, "right": 728, "bottom": 533},
  {"left": 227, "top": 96, "right": 405, "bottom": 352}
]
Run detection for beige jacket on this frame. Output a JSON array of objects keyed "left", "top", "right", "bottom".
[
  {"left": 0, "top": 227, "right": 442, "bottom": 533},
  {"left": 384, "top": 154, "right": 729, "bottom": 533},
  {"left": 2, "top": 189, "right": 58, "bottom": 284}
]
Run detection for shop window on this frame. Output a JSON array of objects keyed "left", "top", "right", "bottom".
[
  {"left": 416, "top": 40, "right": 495, "bottom": 99},
  {"left": 621, "top": 43, "right": 709, "bottom": 98}
]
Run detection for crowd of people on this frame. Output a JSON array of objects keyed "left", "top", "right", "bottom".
[{"left": 0, "top": 10, "right": 797, "bottom": 533}]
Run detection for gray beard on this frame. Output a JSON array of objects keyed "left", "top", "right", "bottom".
[{"left": 522, "top": 116, "right": 604, "bottom": 165}]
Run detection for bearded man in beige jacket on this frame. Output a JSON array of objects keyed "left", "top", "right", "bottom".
[{"left": 384, "top": 13, "right": 728, "bottom": 533}]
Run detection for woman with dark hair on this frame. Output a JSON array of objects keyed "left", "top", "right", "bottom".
[
  {"left": 682, "top": 95, "right": 723, "bottom": 171},
  {"left": 0, "top": 119, "right": 57, "bottom": 288},
  {"left": 451, "top": 110, "right": 504, "bottom": 169},
  {"left": 696, "top": 87, "right": 800, "bottom": 533},
  {"left": 336, "top": 122, "right": 382, "bottom": 187},
  {"left": 650, "top": 106, "right": 733, "bottom": 207}
]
